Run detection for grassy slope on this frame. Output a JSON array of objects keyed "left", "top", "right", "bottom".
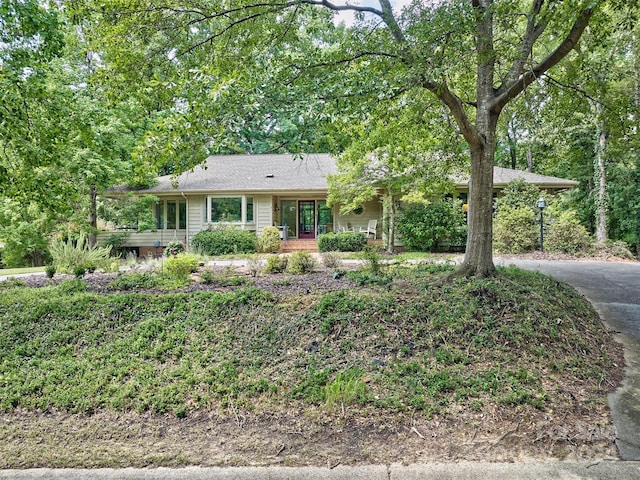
[{"left": 0, "top": 265, "right": 621, "bottom": 421}]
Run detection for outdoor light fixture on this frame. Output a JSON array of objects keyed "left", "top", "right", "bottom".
[{"left": 537, "top": 196, "right": 546, "bottom": 252}]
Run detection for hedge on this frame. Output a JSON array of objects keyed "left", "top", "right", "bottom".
[
  {"left": 318, "top": 232, "right": 367, "bottom": 252},
  {"left": 191, "top": 227, "right": 257, "bottom": 256}
]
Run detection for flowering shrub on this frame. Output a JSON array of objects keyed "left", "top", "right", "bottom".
[{"left": 164, "top": 240, "right": 186, "bottom": 257}]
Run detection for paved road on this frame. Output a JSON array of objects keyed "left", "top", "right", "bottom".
[{"left": 496, "top": 259, "right": 640, "bottom": 461}]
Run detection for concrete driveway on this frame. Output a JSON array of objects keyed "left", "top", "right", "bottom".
[{"left": 495, "top": 259, "right": 640, "bottom": 460}]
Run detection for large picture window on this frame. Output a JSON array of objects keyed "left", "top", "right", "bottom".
[{"left": 207, "top": 196, "right": 255, "bottom": 224}]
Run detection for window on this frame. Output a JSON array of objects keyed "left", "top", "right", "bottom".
[
  {"left": 155, "top": 199, "right": 187, "bottom": 230},
  {"left": 206, "top": 196, "right": 255, "bottom": 224},
  {"left": 210, "top": 197, "right": 242, "bottom": 222},
  {"left": 246, "top": 197, "right": 254, "bottom": 222}
]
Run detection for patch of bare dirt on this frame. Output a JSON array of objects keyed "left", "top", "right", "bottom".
[{"left": 0, "top": 404, "right": 619, "bottom": 469}]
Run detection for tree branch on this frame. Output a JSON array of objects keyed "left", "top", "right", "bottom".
[
  {"left": 500, "top": 0, "right": 546, "bottom": 88},
  {"left": 493, "top": 7, "right": 594, "bottom": 112},
  {"left": 420, "top": 79, "right": 481, "bottom": 147}
]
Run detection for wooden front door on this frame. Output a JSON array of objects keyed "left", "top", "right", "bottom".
[{"left": 298, "top": 201, "right": 315, "bottom": 239}]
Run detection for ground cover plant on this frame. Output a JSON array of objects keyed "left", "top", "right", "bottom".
[{"left": 0, "top": 263, "right": 623, "bottom": 467}]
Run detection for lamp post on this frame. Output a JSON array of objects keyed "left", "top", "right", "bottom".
[{"left": 537, "top": 196, "right": 546, "bottom": 252}]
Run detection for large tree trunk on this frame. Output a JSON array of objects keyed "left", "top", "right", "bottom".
[{"left": 459, "top": 146, "right": 497, "bottom": 277}]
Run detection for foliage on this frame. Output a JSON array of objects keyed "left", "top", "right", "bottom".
[
  {"left": 165, "top": 254, "right": 199, "bottom": 277},
  {"left": 324, "top": 369, "right": 367, "bottom": 411},
  {"left": 44, "top": 265, "right": 56, "bottom": 279},
  {"left": 164, "top": 240, "right": 186, "bottom": 257},
  {"left": 318, "top": 233, "right": 367, "bottom": 253},
  {"left": 396, "top": 201, "right": 467, "bottom": 252},
  {"left": 0, "top": 265, "right": 620, "bottom": 419},
  {"left": 495, "top": 179, "right": 543, "bottom": 214},
  {"left": 287, "top": 251, "right": 316, "bottom": 275},
  {"left": 320, "top": 251, "right": 342, "bottom": 269},
  {"left": 493, "top": 206, "right": 538, "bottom": 254},
  {"left": 360, "top": 246, "right": 382, "bottom": 276},
  {"left": 0, "top": 199, "right": 53, "bottom": 267},
  {"left": 49, "top": 233, "right": 112, "bottom": 273},
  {"left": 264, "top": 255, "right": 288, "bottom": 274},
  {"left": 546, "top": 210, "right": 594, "bottom": 255},
  {"left": 109, "top": 272, "right": 190, "bottom": 291},
  {"left": 191, "top": 227, "right": 256, "bottom": 256},
  {"left": 257, "top": 227, "right": 281, "bottom": 254}
]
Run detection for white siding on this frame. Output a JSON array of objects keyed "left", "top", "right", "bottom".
[
  {"left": 255, "top": 195, "right": 273, "bottom": 235},
  {"left": 187, "top": 194, "right": 205, "bottom": 246},
  {"left": 335, "top": 199, "right": 382, "bottom": 237}
]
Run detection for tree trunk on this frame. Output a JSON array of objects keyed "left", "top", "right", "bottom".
[
  {"left": 459, "top": 114, "right": 498, "bottom": 278},
  {"left": 382, "top": 192, "right": 395, "bottom": 254},
  {"left": 88, "top": 184, "right": 98, "bottom": 250},
  {"left": 594, "top": 114, "right": 608, "bottom": 245}
]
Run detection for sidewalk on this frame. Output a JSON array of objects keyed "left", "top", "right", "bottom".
[{"left": 2, "top": 462, "right": 640, "bottom": 479}]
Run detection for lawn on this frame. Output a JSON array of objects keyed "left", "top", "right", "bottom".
[{"left": 0, "top": 262, "right": 624, "bottom": 467}]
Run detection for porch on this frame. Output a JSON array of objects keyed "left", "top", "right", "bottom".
[{"left": 280, "top": 238, "right": 383, "bottom": 253}]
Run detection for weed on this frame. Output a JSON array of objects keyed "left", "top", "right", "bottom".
[
  {"left": 324, "top": 368, "right": 367, "bottom": 411},
  {"left": 246, "top": 254, "right": 263, "bottom": 277}
]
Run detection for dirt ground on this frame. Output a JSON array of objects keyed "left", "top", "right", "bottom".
[
  {"left": 0, "top": 403, "right": 620, "bottom": 468},
  {"left": 0, "top": 254, "right": 629, "bottom": 468}
]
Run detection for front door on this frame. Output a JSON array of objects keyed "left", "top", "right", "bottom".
[{"left": 298, "top": 201, "right": 316, "bottom": 239}]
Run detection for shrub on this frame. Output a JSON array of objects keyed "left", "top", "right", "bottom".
[
  {"left": 360, "top": 246, "right": 382, "bottom": 275},
  {"left": 287, "top": 251, "right": 317, "bottom": 274},
  {"left": 318, "top": 232, "right": 367, "bottom": 252},
  {"left": 164, "top": 240, "right": 186, "bottom": 257},
  {"left": 264, "top": 255, "right": 288, "bottom": 274},
  {"left": 191, "top": 226, "right": 256, "bottom": 256},
  {"left": 50, "top": 233, "right": 112, "bottom": 273},
  {"left": 396, "top": 201, "right": 466, "bottom": 252},
  {"left": 45, "top": 265, "right": 56, "bottom": 279},
  {"left": 257, "top": 226, "right": 281, "bottom": 253},
  {"left": 493, "top": 206, "right": 537, "bottom": 253},
  {"left": 246, "top": 254, "right": 263, "bottom": 277},
  {"left": 546, "top": 210, "right": 593, "bottom": 255},
  {"left": 165, "top": 253, "right": 199, "bottom": 277},
  {"left": 595, "top": 240, "right": 634, "bottom": 259},
  {"left": 321, "top": 251, "right": 342, "bottom": 269}
]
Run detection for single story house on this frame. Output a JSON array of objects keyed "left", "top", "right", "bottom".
[{"left": 99, "top": 153, "right": 578, "bottom": 255}]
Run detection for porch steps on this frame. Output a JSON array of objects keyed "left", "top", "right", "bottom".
[{"left": 280, "top": 239, "right": 318, "bottom": 253}]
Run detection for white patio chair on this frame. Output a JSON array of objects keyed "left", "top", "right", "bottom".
[{"left": 359, "top": 219, "right": 377, "bottom": 238}]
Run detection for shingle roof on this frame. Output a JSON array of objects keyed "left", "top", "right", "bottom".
[
  {"left": 140, "top": 153, "right": 336, "bottom": 193},
  {"left": 492, "top": 167, "right": 579, "bottom": 189},
  {"left": 120, "top": 154, "right": 578, "bottom": 194}
]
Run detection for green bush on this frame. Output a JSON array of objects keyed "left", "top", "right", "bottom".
[
  {"left": 318, "top": 232, "right": 367, "bottom": 252},
  {"left": 493, "top": 206, "right": 537, "bottom": 253},
  {"left": 257, "top": 226, "right": 281, "bottom": 253},
  {"left": 165, "top": 253, "right": 199, "bottom": 277},
  {"left": 50, "top": 233, "right": 112, "bottom": 273},
  {"left": 45, "top": 264, "right": 56, "bottom": 279},
  {"left": 264, "top": 255, "right": 288, "bottom": 274},
  {"left": 546, "top": 210, "right": 593, "bottom": 254},
  {"left": 287, "top": 251, "right": 317, "bottom": 274},
  {"left": 321, "top": 251, "right": 342, "bottom": 269},
  {"left": 191, "top": 227, "right": 257, "bottom": 256},
  {"left": 396, "top": 201, "right": 466, "bottom": 252}
]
